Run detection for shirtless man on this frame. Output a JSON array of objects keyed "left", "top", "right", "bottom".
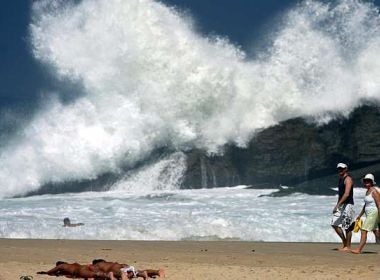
[
  {"left": 37, "top": 261, "right": 115, "bottom": 279},
  {"left": 92, "top": 259, "right": 165, "bottom": 279}
]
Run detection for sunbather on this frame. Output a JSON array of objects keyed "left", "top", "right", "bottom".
[
  {"left": 37, "top": 261, "right": 115, "bottom": 279},
  {"left": 92, "top": 259, "right": 165, "bottom": 279}
]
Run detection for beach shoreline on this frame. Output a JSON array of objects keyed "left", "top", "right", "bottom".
[{"left": 0, "top": 239, "right": 379, "bottom": 279}]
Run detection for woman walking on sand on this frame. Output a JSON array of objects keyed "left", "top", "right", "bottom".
[{"left": 351, "top": 174, "right": 380, "bottom": 254}]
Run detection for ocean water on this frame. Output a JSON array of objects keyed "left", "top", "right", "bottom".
[
  {"left": 1, "top": 0, "right": 380, "bottom": 198},
  {"left": 0, "top": 185, "right": 373, "bottom": 243},
  {"left": 1, "top": 0, "right": 380, "bottom": 242}
]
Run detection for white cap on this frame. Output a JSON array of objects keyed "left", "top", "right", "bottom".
[
  {"left": 336, "top": 163, "right": 348, "bottom": 169},
  {"left": 363, "top": 174, "right": 376, "bottom": 184}
]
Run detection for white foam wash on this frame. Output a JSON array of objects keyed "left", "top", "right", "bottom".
[
  {"left": 0, "top": 0, "right": 380, "bottom": 242},
  {"left": 0, "top": 186, "right": 374, "bottom": 242}
]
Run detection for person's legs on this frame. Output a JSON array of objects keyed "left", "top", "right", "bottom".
[
  {"left": 121, "top": 272, "right": 128, "bottom": 280},
  {"left": 145, "top": 268, "right": 165, "bottom": 278},
  {"left": 351, "top": 230, "right": 368, "bottom": 254},
  {"left": 136, "top": 270, "right": 148, "bottom": 279},
  {"left": 345, "top": 228, "right": 353, "bottom": 249},
  {"left": 353, "top": 209, "right": 378, "bottom": 253},
  {"left": 332, "top": 225, "right": 346, "bottom": 248},
  {"left": 79, "top": 270, "right": 111, "bottom": 280},
  {"left": 374, "top": 229, "right": 380, "bottom": 244}
]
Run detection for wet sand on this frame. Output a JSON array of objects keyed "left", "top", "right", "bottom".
[{"left": 0, "top": 239, "right": 379, "bottom": 280}]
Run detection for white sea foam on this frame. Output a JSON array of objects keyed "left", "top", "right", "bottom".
[
  {"left": 0, "top": 0, "right": 379, "bottom": 197},
  {"left": 110, "top": 152, "right": 187, "bottom": 192},
  {"left": 0, "top": 186, "right": 373, "bottom": 242}
]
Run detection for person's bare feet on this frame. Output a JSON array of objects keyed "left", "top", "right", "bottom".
[
  {"left": 350, "top": 249, "right": 361, "bottom": 254},
  {"left": 158, "top": 268, "right": 165, "bottom": 278},
  {"left": 338, "top": 247, "right": 350, "bottom": 252}
]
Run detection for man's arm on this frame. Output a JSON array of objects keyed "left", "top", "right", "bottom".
[{"left": 43, "top": 265, "right": 64, "bottom": 276}]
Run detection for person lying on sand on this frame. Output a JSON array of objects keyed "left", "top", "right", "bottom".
[
  {"left": 37, "top": 261, "right": 115, "bottom": 279},
  {"left": 63, "top": 217, "right": 85, "bottom": 227},
  {"left": 92, "top": 259, "right": 165, "bottom": 279}
]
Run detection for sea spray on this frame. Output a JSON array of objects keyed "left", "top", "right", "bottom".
[
  {"left": 110, "top": 152, "right": 187, "bottom": 192},
  {"left": 0, "top": 0, "right": 379, "bottom": 197}
]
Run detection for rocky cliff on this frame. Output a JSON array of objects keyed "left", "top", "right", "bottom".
[
  {"left": 27, "top": 105, "right": 380, "bottom": 197},
  {"left": 182, "top": 104, "right": 380, "bottom": 196}
]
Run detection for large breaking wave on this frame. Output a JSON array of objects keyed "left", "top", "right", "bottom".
[{"left": 1, "top": 0, "right": 380, "bottom": 197}]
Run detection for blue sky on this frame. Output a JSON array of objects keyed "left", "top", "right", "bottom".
[{"left": 162, "top": 0, "right": 293, "bottom": 47}]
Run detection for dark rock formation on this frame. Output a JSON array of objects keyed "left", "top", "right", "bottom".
[
  {"left": 25, "top": 104, "right": 380, "bottom": 198},
  {"left": 182, "top": 104, "right": 380, "bottom": 196},
  {"left": 182, "top": 148, "right": 241, "bottom": 188}
]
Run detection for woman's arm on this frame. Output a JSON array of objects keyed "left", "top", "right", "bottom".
[
  {"left": 372, "top": 188, "right": 380, "bottom": 209},
  {"left": 357, "top": 205, "right": 365, "bottom": 219}
]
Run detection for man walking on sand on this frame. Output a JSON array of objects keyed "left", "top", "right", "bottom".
[{"left": 331, "top": 163, "right": 355, "bottom": 252}]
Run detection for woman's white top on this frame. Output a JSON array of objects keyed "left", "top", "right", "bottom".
[{"left": 364, "top": 189, "right": 377, "bottom": 212}]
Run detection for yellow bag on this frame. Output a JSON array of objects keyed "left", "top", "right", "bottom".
[{"left": 353, "top": 219, "right": 362, "bottom": 233}]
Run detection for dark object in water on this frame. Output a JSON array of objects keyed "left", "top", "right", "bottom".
[{"left": 63, "top": 217, "right": 84, "bottom": 227}]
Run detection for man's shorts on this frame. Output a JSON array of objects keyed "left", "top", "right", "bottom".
[
  {"left": 362, "top": 208, "right": 380, "bottom": 232},
  {"left": 331, "top": 204, "right": 354, "bottom": 230}
]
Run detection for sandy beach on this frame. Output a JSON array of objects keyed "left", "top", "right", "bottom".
[{"left": 0, "top": 239, "right": 379, "bottom": 280}]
